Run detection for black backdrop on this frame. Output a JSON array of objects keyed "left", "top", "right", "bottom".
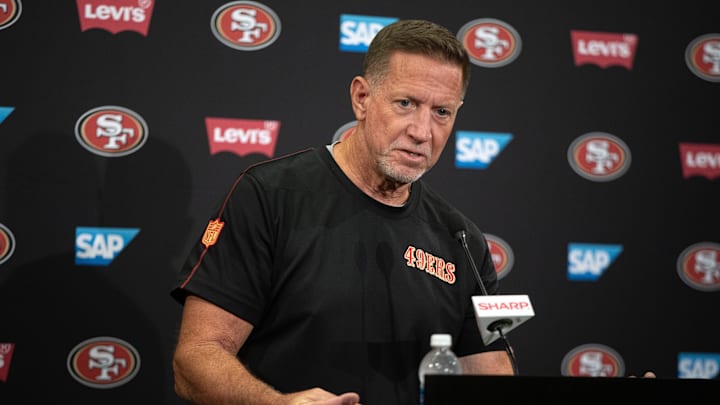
[{"left": 1, "top": 1, "right": 718, "bottom": 403}]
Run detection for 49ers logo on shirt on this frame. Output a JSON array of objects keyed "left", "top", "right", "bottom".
[
  {"left": 457, "top": 18, "right": 522, "bottom": 68},
  {"left": 67, "top": 337, "right": 140, "bottom": 389},
  {"left": 76, "top": 0, "right": 155, "bottom": 36},
  {"left": 0, "top": 0, "right": 22, "bottom": 31},
  {"left": 75, "top": 105, "right": 148, "bottom": 157},
  {"left": 404, "top": 245, "right": 456, "bottom": 284},
  {"left": 206, "top": 117, "right": 279, "bottom": 157},
  {"left": 561, "top": 343, "right": 625, "bottom": 377},
  {"left": 211, "top": 1, "right": 281, "bottom": 51},
  {"left": 567, "top": 132, "right": 631, "bottom": 182},
  {"left": 685, "top": 33, "right": 720, "bottom": 82}
]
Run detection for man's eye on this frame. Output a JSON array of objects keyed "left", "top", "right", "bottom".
[{"left": 437, "top": 108, "right": 450, "bottom": 116}]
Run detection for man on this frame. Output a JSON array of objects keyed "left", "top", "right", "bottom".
[{"left": 171, "top": 19, "right": 512, "bottom": 405}]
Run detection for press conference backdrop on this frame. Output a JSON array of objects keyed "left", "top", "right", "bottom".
[{"left": 0, "top": 1, "right": 718, "bottom": 403}]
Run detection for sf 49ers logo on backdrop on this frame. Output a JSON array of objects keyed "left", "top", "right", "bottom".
[
  {"left": 0, "top": 0, "right": 21, "bottom": 30},
  {"left": 561, "top": 343, "right": 625, "bottom": 377},
  {"left": 67, "top": 337, "right": 140, "bottom": 389},
  {"left": 485, "top": 233, "right": 514, "bottom": 280},
  {"left": 75, "top": 105, "right": 148, "bottom": 157},
  {"left": 685, "top": 33, "right": 720, "bottom": 82},
  {"left": 676, "top": 242, "right": 720, "bottom": 292},
  {"left": 567, "top": 132, "right": 631, "bottom": 182},
  {"left": 211, "top": 1, "right": 281, "bottom": 51},
  {"left": 0, "top": 222, "right": 16, "bottom": 266},
  {"left": 457, "top": 18, "right": 521, "bottom": 68},
  {"left": 76, "top": 0, "right": 155, "bottom": 36}
]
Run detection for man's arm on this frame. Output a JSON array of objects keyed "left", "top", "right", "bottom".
[
  {"left": 459, "top": 351, "right": 514, "bottom": 375},
  {"left": 172, "top": 295, "right": 361, "bottom": 405}
]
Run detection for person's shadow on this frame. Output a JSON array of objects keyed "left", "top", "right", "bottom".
[{"left": 0, "top": 130, "right": 193, "bottom": 404}]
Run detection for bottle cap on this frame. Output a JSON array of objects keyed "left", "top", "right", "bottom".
[{"left": 430, "top": 333, "right": 452, "bottom": 347}]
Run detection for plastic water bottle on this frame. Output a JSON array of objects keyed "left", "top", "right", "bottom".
[{"left": 418, "top": 333, "right": 462, "bottom": 405}]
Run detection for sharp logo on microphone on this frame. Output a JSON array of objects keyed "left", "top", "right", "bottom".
[
  {"left": 0, "top": 106, "right": 13, "bottom": 124},
  {"left": 476, "top": 301, "right": 531, "bottom": 311},
  {"left": 679, "top": 143, "right": 720, "bottom": 180},
  {"left": 678, "top": 352, "right": 720, "bottom": 379},
  {"left": 561, "top": 343, "right": 625, "bottom": 377},
  {"left": 567, "top": 243, "right": 623, "bottom": 281},
  {"left": 0, "top": 0, "right": 21, "bottom": 31},
  {"left": 76, "top": 0, "right": 155, "bottom": 36},
  {"left": 339, "top": 14, "right": 398, "bottom": 53},
  {"left": 676, "top": 241, "right": 720, "bottom": 292},
  {"left": 455, "top": 131, "right": 512, "bottom": 169},
  {"left": 457, "top": 18, "right": 522, "bottom": 68},
  {"left": 211, "top": 1, "right": 281, "bottom": 51},
  {"left": 205, "top": 117, "right": 280, "bottom": 158},
  {"left": 685, "top": 33, "right": 720, "bottom": 82},
  {"left": 570, "top": 30, "right": 638, "bottom": 70},
  {"left": 75, "top": 227, "right": 140, "bottom": 266}
]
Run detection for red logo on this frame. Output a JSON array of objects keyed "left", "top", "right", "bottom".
[
  {"left": 0, "top": 343, "right": 15, "bottom": 382},
  {"left": 76, "top": 0, "right": 155, "bottom": 36},
  {"left": 485, "top": 234, "right": 514, "bottom": 280},
  {"left": 0, "top": 222, "right": 16, "bottom": 266},
  {"left": 677, "top": 242, "right": 720, "bottom": 292},
  {"left": 561, "top": 344, "right": 625, "bottom": 377},
  {"left": 571, "top": 30, "right": 638, "bottom": 70},
  {"left": 0, "top": 0, "right": 21, "bottom": 30},
  {"left": 206, "top": 117, "right": 279, "bottom": 158},
  {"left": 685, "top": 33, "right": 720, "bottom": 82},
  {"left": 679, "top": 143, "right": 720, "bottom": 180},
  {"left": 457, "top": 18, "right": 521, "bottom": 68},
  {"left": 568, "top": 132, "right": 631, "bottom": 182},
  {"left": 75, "top": 105, "right": 148, "bottom": 157},
  {"left": 211, "top": 1, "right": 281, "bottom": 51},
  {"left": 67, "top": 337, "right": 140, "bottom": 389},
  {"left": 202, "top": 219, "right": 225, "bottom": 248}
]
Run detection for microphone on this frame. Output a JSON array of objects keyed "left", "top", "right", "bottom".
[{"left": 449, "top": 218, "right": 535, "bottom": 375}]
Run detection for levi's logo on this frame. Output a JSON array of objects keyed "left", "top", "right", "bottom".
[
  {"left": 571, "top": 30, "right": 638, "bottom": 70},
  {"left": 76, "top": 0, "right": 155, "bottom": 36},
  {"left": 205, "top": 117, "right": 279, "bottom": 158},
  {"left": 679, "top": 143, "right": 720, "bottom": 180},
  {"left": 0, "top": 342, "right": 15, "bottom": 382}
]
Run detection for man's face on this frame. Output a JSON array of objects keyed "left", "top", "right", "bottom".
[{"left": 358, "top": 51, "right": 464, "bottom": 184}]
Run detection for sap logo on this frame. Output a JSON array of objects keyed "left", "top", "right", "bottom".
[
  {"left": 567, "top": 243, "right": 623, "bottom": 281},
  {"left": 455, "top": 131, "right": 512, "bottom": 169},
  {"left": 75, "top": 227, "right": 140, "bottom": 266},
  {"left": 339, "top": 14, "right": 397, "bottom": 53},
  {"left": 678, "top": 352, "right": 720, "bottom": 379},
  {"left": 0, "top": 106, "right": 13, "bottom": 124}
]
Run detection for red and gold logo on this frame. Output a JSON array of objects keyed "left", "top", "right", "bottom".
[{"left": 202, "top": 219, "right": 225, "bottom": 248}]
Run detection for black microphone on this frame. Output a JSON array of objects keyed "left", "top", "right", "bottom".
[{"left": 448, "top": 216, "right": 534, "bottom": 375}]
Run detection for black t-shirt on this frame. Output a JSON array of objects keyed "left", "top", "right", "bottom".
[{"left": 172, "top": 146, "right": 502, "bottom": 404}]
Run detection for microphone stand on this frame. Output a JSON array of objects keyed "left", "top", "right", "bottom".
[{"left": 455, "top": 230, "right": 520, "bottom": 376}]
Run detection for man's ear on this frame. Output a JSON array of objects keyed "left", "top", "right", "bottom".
[{"left": 350, "top": 76, "right": 370, "bottom": 120}]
